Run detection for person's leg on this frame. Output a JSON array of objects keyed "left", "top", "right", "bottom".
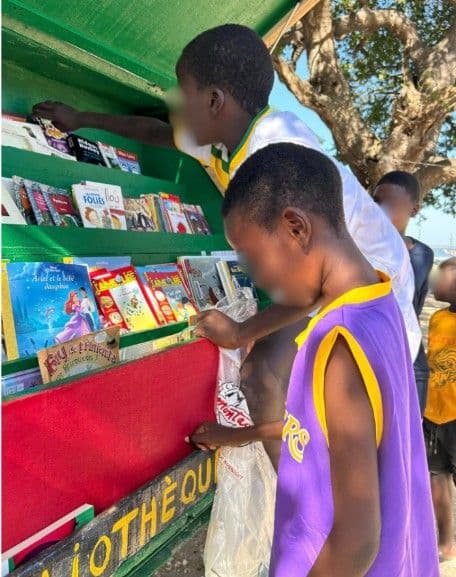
[{"left": 439, "top": 420, "right": 456, "bottom": 559}]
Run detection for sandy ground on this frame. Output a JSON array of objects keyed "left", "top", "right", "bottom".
[{"left": 154, "top": 296, "right": 456, "bottom": 577}]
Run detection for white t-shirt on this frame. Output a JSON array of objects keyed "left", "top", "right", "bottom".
[{"left": 174, "top": 107, "right": 420, "bottom": 360}]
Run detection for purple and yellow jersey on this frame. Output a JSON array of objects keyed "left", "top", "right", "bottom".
[{"left": 270, "top": 274, "right": 438, "bottom": 577}]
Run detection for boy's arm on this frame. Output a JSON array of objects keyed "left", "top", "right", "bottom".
[
  {"left": 194, "top": 304, "right": 310, "bottom": 349},
  {"left": 186, "top": 421, "right": 282, "bottom": 451},
  {"left": 32, "top": 101, "right": 175, "bottom": 148},
  {"left": 308, "top": 335, "right": 381, "bottom": 577}
]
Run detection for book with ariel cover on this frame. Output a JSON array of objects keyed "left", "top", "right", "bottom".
[
  {"left": 37, "top": 326, "right": 120, "bottom": 384},
  {"left": 142, "top": 264, "right": 197, "bottom": 323},
  {"left": 4, "top": 263, "right": 100, "bottom": 359},
  {"left": 177, "top": 256, "right": 225, "bottom": 310},
  {"left": 42, "top": 185, "right": 81, "bottom": 227},
  {"left": 1, "top": 504, "right": 94, "bottom": 575},
  {"left": 160, "top": 193, "right": 191, "bottom": 234}
]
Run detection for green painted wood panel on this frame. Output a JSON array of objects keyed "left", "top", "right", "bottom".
[{"left": 4, "top": 0, "right": 296, "bottom": 89}]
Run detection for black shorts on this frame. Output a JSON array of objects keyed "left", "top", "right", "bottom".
[{"left": 423, "top": 418, "right": 456, "bottom": 479}]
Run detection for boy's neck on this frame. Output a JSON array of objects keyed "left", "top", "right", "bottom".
[{"left": 220, "top": 109, "right": 255, "bottom": 154}]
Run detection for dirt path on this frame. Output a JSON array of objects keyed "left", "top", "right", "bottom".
[{"left": 154, "top": 297, "right": 456, "bottom": 576}]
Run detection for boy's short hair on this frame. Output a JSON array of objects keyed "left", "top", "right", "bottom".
[
  {"left": 440, "top": 257, "right": 456, "bottom": 272},
  {"left": 376, "top": 171, "right": 422, "bottom": 204},
  {"left": 176, "top": 24, "right": 273, "bottom": 116},
  {"left": 222, "top": 143, "right": 344, "bottom": 232}
]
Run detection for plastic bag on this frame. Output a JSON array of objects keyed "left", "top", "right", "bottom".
[{"left": 204, "top": 291, "right": 277, "bottom": 577}]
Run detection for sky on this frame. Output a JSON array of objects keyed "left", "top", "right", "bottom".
[{"left": 269, "top": 62, "right": 455, "bottom": 249}]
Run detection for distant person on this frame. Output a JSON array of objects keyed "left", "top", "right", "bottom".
[
  {"left": 191, "top": 144, "right": 438, "bottom": 577},
  {"left": 423, "top": 257, "right": 456, "bottom": 562},
  {"left": 374, "top": 171, "right": 434, "bottom": 413},
  {"left": 32, "top": 24, "right": 419, "bottom": 361}
]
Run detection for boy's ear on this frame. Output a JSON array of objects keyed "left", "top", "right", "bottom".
[
  {"left": 411, "top": 202, "right": 421, "bottom": 217},
  {"left": 209, "top": 88, "right": 225, "bottom": 115},
  {"left": 282, "top": 208, "right": 311, "bottom": 250}
]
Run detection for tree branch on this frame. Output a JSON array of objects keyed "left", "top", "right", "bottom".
[
  {"left": 334, "top": 7, "right": 428, "bottom": 66},
  {"left": 421, "top": 21, "right": 456, "bottom": 92},
  {"left": 415, "top": 156, "right": 456, "bottom": 194}
]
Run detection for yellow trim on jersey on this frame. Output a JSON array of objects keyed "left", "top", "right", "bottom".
[
  {"left": 296, "top": 271, "right": 392, "bottom": 349},
  {"left": 313, "top": 326, "right": 384, "bottom": 447}
]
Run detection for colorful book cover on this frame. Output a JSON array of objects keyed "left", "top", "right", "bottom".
[
  {"left": 105, "top": 266, "right": 160, "bottom": 332},
  {"left": 227, "top": 260, "right": 257, "bottom": 299},
  {"left": 183, "top": 204, "right": 211, "bottom": 235},
  {"left": 24, "top": 181, "right": 54, "bottom": 226},
  {"left": 178, "top": 256, "right": 225, "bottom": 310},
  {"left": 41, "top": 185, "right": 81, "bottom": 227},
  {"left": 72, "top": 184, "right": 113, "bottom": 229},
  {"left": 115, "top": 148, "right": 141, "bottom": 174},
  {"left": 2, "top": 367, "right": 42, "bottom": 397},
  {"left": 97, "top": 142, "right": 122, "bottom": 169},
  {"left": 12, "top": 176, "right": 36, "bottom": 224},
  {"left": 33, "top": 117, "right": 74, "bottom": 156},
  {"left": 84, "top": 181, "right": 127, "bottom": 231},
  {"left": 1, "top": 178, "right": 26, "bottom": 225},
  {"left": 1, "top": 504, "right": 94, "bottom": 574},
  {"left": 5, "top": 262, "right": 100, "bottom": 358},
  {"left": 90, "top": 270, "right": 129, "bottom": 331},
  {"left": 38, "top": 326, "right": 120, "bottom": 384},
  {"left": 141, "top": 194, "right": 163, "bottom": 232},
  {"left": 67, "top": 135, "right": 105, "bottom": 166},
  {"left": 124, "top": 197, "right": 156, "bottom": 232},
  {"left": 143, "top": 264, "right": 197, "bottom": 323},
  {"left": 64, "top": 255, "right": 131, "bottom": 273},
  {"left": 160, "top": 194, "right": 191, "bottom": 234}
]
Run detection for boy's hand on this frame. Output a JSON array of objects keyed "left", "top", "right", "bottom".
[
  {"left": 32, "top": 101, "right": 82, "bottom": 132},
  {"left": 193, "top": 310, "right": 242, "bottom": 349},
  {"left": 186, "top": 422, "right": 243, "bottom": 450}
]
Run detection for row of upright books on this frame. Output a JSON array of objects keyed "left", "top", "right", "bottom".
[
  {"left": 2, "top": 252, "right": 256, "bottom": 362},
  {"left": 2, "top": 176, "right": 212, "bottom": 234},
  {"left": 2, "top": 113, "right": 142, "bottom": 173}
]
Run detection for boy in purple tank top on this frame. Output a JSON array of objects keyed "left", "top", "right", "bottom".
[{"left": 214, "top": 143, "right": 438, "bottom": 577}]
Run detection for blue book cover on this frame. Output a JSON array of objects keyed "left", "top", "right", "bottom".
[
  {"left": 6, "top": 262, "right": 100, "bottom": 358},
  {"left": 69, "top": 256, "right": 131, "bottom": 272}
]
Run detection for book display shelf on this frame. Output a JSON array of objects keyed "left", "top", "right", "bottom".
[{"left": 1, "top": 1, "right": 300, "bottom": 575}]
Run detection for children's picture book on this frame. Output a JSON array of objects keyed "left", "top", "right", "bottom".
[
  {"left": 1, "top": 178, "right": 26, "bottom": 225},
  {"left": 84, "top": 181, "right": 127, "bottom": 230},
  {"left": 37, "top": 326, "right": 120, "bottom": 384},
  {"left": 12, "top": 176, "right": 37, "bottom": 224},
  {"left": 41, "top": 185, "right": 81, "bottom": 227},
  {"left": 102, "top": 266, "right": 160, "bottom": 332},
  {"left": 178, "top": 256, "right": 225, "bottom": 310},
  {"left": 24, "top": 181, "right": 54, "bottom": 226},
  {"left": 97, "top": 142, "right": 122, "bottom": 169},
  {"left": 115, "top": 148, "right": 141, "bottom": 174},
  {"left": 2, "top": 367, "right": 42, "bottom": 397},
  {"left": 124, "top": 197, "right": 157, "bottom": 232},
  {"left": 64, "top": 255, "right": 131, "bottom": 273},
  {"left": 90, "top": 270, "right": 129, "bottom": 332},
  {"left": 141, "top": 194, "right": 163, "bottom": 231},
  {"left": 142, "top": 264, "right": 197, "bottom": 323},
  {"left": 183, "top": 204, "right": 211, "bottom": 235},
  {"left": 72, "top": 184, "right": 113, "bottom": 229},
  {"left": 67, "top": 135, "right": 105, "bottom": 166},
  {"left": 1, "top": 504, "right": 94, "bottom": 575},
  {"left": 32, "top": 116, "right": 74, "bottom": 156},
  {"left": 160, "top": 193, "right": 191, "bottom": 234},
  {"left": 4, "top": 262, "right": 100, "bottom": 359},
  {"left": 217, "top": 260, "right": 257, "bottom": 301}
]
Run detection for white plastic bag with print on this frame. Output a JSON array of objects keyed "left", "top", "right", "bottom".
[{"left": 204, "top": 290, "right": 277, "bottom": 577}]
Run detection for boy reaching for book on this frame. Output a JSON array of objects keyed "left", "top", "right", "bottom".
[
  {"left": 373, "top": 171, "right": 434, "bottom": 414},
  {"left": 423, "top": 258, "right": 456, "bottom": 561},
  {"left": 192, "top": 144, "right": 438, "bottom": 577},
  {"left": 32, "top": 24, "right": 419, "bottom": 361}
]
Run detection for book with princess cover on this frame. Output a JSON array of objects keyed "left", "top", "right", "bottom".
[
  {"left": 38, "top": 326, "right": 120, "bottom": 384},
  {"left": 3, "top": 262, "right": 100, "bottom": 359},
  {"left": 1, "top": 504, "right": 94, "bottom": 575},
  {"left": 92, "top": 267, "right": 159, "bottom": 332},
  {"left": 177, "top": 256, "right": 225, "bottom": 310},
  {"left": 142, "top": 264, "right": 197, "bottom": 324},
  {"left": 72, "top": 184, "right": 113, "bottom": 229}
]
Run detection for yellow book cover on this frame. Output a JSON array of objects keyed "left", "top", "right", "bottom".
[{"left": 1, "top": 261, "right": 19, "bottom": 360}]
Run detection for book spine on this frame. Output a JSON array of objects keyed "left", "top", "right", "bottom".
[
  {"left": 24, "top": 181, "right": 45, "bottom": 225},
  {"left": 41, "top": 188, "right": 63, "bottom": 226},
  {"left": 1, "top": 262, "right": 19, "bottom": 360}
]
